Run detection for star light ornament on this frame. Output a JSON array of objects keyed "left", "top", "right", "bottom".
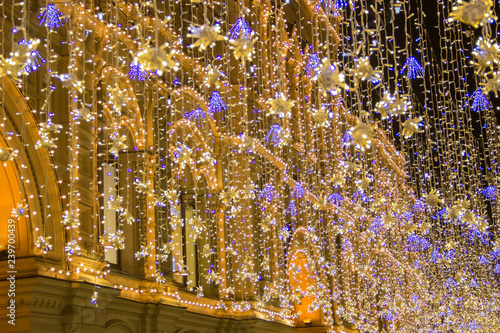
[
  {"left": 0, "top": 148, "right": 16, "bottom": 162},
  {"left": 352, "top": 57, "right": 382, "bottom": 85},
  {"left": 0, "top": 38, "right": 41, "bottom": 82},
  {"left": 402, "top": 117, "right": 423, "bottom": 139},
  {"left": 375, "top": 92, "right": 411, "bottom": 119},
  {"left": 74, "top": 107, "right": 96, "bottom": 122},
  {"left": 65, "top": 240, "right": 81, "bottom": 259},
  {"left": 133, "top": 44, "right": 179, "bottom": 75},
  {"left": 109, "top": 135, "right": 128, "bottom": 157},
  {"left": 35, "top": 236, "right": 53, "bottom": 254},
  {"left": 449, "top": 0, "right": 496, "bottom": 28},
  {"left": 189, "top": 216, "right": 205, "bottom": 240},
  {"left": 62, "top": 211, "right": 80, "bottom": 229},
  {"left": 59, "top": 73, "right": 84, "bottom": 93},
  {"left": 12, "top": 202, "right": 28, "bottom": 218},
  {"left": 187, "top": 23, "right": 226, "bottom": 50},
  {"left": 472, "top": 38, "right": 500, "bottom": 75},
  {"left": 349, "top": 123, "right": 374, "bottom": 151},
  {"left": 317, "top": 59, "right": 347, "bottom": 95},
  {"left": 204, "top": 65, "right": 223, "bottom": 88},
  {"left": 230, "top": 34, "right": 257, "bottom": 61},
  {"left": 426, "top": 189, "right": 443, "bottom": 207},
  {"left": 482, "top": 71, "right": 500, "bottom": 97},
  {"left": 267, "top": 95, "right": 294, "bottom": 119},
  {"left": 312, "top": 107, "right": 331, "bottom": 128},
  {"left": 173, "top": 144, "right": 193, "bottom": 168}
]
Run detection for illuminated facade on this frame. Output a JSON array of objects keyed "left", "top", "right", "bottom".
[{"left": 0, "top": 1, "right": 427, "bottom": 332}]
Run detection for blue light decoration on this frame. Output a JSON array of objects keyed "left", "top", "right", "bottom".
[
  {"left": 286, "top": 200, "right": 298, "bottom": 216},
  {"left": 470, "top": 278, "right": 480, "bottom": 288},
  {"left": 495, "top": 263, "right": 500, "bottom": 274},
  {"left": 227, "top": 17, "right": 252, "bottom": 40},
  {"left": 128, "top": 62, "right": 147, "bottom": 81},
  {"left": 430, "top": 249, "right": 442, "bottom": 263},
  {"left": 401, "top": 57, "right": 424, "bottom": 80},
  {"left": 37, "top": 4, "right": 64, "bottom": 29},
  {"left": 208, "top": 91, "right": 227, "bottom": 114},
  {"left": 471, "top": 89, "right": 491, "bottom": 112},
  {"left": 334, "top": 0, "right": 349, "bottom": 9},
  {"left": 265, "top": 124, "right": 282, "bottom": 146},
  {"left": 445, "top": 277, "right": 459, "bottom": 288},
  {"left": 341, "top": 131, "right": 354, "bottom": 146},
  {"left": 466, "top": 226, "right": 490, "bottom": 245},
  {"left": 19, "top": 39, "right": 45, "bottom": 73},
  {"left": 292, "top": 182, "right": 305, "bottom": 199},
  {"left": 482, "top": 185, "right": 496, "bottom": 201},
  {"left": 305, "top": 53, "right": 321, "bottom": 78},
  {"left": 478, "top": 255, "right": 490, "bottom": 265},
  {"left": 328, "top": 193, "right": 344, "bottom": 206},
  {"left": 370, "top": 216, "right": 383, "bottom": 234},
  {"left": 406, "top": 234, "right": 431, "bottom": 252},
  {"left": 490, "top": 248, "right": 500, "bottom": 261},
  {"left": 352, "top": 190, "right": 368, "bottom": 203},
  {"left": 184, "top": 108, "right": 207, "bottom": 121},
  {"left": 259, "top": 184, "right": 278, "bottom": 202},
  {"left": 412, "top": 199, "right": 426, "bottom": 213}
]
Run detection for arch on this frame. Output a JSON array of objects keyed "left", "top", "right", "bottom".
[
  {"left": 287, "top": 227, "right": 330, "bottom": 326},
  {"left": 105, "top": 319, "right": 135, "bottom": 333},
  {"left": 0, "top": 77, "right": 64, "bottom": 260}
]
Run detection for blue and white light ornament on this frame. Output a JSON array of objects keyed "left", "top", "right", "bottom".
[{"left": 38, "top": 4, "right": 64, "bottom": 29}]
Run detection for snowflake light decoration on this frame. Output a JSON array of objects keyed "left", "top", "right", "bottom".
[
  {"left": 266, "top": 95, "right": 294, "bottom": 118},
  {"left": 471, "top": 89, "right": 491, "bottom": 111},
  {"left": 401, "top": 57, "right": 424, "bottom": 80},
  {"left": 38, "top": 4, "right": 64, "bottom": 29},
  {"left": 187, "top": 23, "right": 226, "bottom": 50},
  {"left": 449, "top": 0, "right": 496, "bottom": 29}
]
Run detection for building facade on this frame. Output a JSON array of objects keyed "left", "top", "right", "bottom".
[{"left": 0, "top": 1, "right": 423, "bottom": 332}]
